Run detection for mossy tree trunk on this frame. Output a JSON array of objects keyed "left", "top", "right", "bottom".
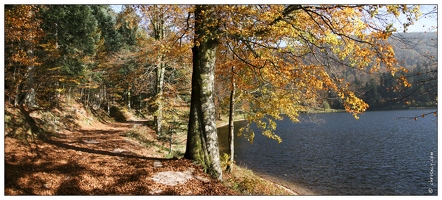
[{"left": 184, "top": 5, "right": 222, "bottom": 180}]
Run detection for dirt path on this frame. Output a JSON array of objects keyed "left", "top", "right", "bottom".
[{"left": 4, "top": 121, "right": 238, "bottom": 195}]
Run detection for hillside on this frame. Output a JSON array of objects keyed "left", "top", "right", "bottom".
[
  {"left": 390, "top": 32, "right": 437, "bottom": 70},
  {"left": 323, "top": 32, "right": 438, "bottom": 110},
  {"left": 4, "top": 101, "right": 297, "bottom": 195}
]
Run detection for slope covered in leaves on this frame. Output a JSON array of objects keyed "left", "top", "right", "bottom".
[{"left": 4, "top": 105, "right": 237, "bottom": 195}]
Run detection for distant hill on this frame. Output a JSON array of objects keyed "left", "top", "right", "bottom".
[
  {"left": 389, "top": 32, "right": 437, "bottom": 71},
  {"left": 324, "top": 32, "right": 438, "bottom": 110}
]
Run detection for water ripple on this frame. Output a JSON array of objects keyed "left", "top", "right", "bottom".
[{"left": 219, "top": 109, "right": 438, "bottom": 195}]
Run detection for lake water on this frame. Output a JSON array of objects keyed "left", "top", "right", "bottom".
[{"left": 218, "top": 109, "right": 438, "bottom": 195}]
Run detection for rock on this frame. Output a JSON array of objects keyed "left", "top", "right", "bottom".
[
  {"left": 111, "top": 148, "right": 125, "bottom": 153},
  {"left": 149, "top": 189, "right": 163, "bottom": 194},
  {"left": 194, "top": 175, "right": 210, "bottom": 183},
  {"left": 153, "top": 161, "right": 163, "bottom": 168},
  {"left": 151, "top": 171, "right": 194, "bottom": 186}
]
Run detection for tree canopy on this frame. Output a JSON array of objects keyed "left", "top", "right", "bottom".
[{"left": 183, "top": 5, "right": 421, "bottom": 179}]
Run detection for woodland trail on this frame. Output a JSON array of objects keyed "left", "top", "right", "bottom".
[{"left": 4, "top": 120, "right": 238, "bottom": 195}]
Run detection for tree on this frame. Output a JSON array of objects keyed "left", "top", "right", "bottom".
[
  {"left": 116, "top": 6, "right": 140, "bottom": 48},
  {"left": 389, "top": 6, "right": 437, "bottom": 108},
  {"left": 80, "top": 5, "right": 124, "bottom": 110},
  {"left": 127, "top": 5, "right": 193, "bottom": 136},
  {"left": 36, "top": 5, "right": 100, "bottom": 108},
  {"left": 100, "top": 6, "right": 142, "bottom": 111},
  {"left": 5, "top": 5, "right": 45, "bottom": 107},
  {"left": 91, "top": 5, "right": 123, "bottom": 54},
  {"left": 364, "top": 78, "right": 381, "bottom": 107},
  {"left": 183, "top": 5, "right": 420, "bottom": 180},
  {"left": 184, "top": 5, "right": 223, "bottom": 180},
  {"left": 227, "top": 65, "right": 236, "bottom": 172},
  {"left": 137, "top": 5, "right": 169, "bottom": 135},
  {"left": 40, "top": 5, "right": 99, "bottom": 76}
]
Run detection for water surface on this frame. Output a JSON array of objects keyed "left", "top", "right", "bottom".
[{"left": 218, "top": 109, "right": 438, "bottom": 195}]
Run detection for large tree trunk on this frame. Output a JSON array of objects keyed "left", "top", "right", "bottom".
[
  {"left": 184, "top": 5, "right": 222, "bottom": 180},
  {"left": 185, "top": 78, "right": 209, "bottom": 167}
]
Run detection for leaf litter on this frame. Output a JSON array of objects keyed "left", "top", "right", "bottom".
[{"left": 4, "top": 121, "right": 238, "bottom": 195}]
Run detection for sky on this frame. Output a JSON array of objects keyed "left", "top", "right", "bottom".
[
  {"left": 3, "top": 0, "right": 440, "bottom": 32},
  {"left": 398, "top": 5, "right": 438, "bottom": 32},
  {"left": 109, "top": 4, "right": 437, "bottom": 33}
]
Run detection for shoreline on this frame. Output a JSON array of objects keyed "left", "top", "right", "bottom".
[
  {"left": 249, "top": 171, "right": 317, "bottom": 195},
  {"left": 216, "top": 118, "right": 305, "bottom": 195},
  {"left": 249, "top": 171, "right": 300, "bottom": 195},
  {"left": 216, "top": 119, "right": 247, "bottom": 129},
  {"left": 228, "top": 163, "right": 301, "bottom": 195}
]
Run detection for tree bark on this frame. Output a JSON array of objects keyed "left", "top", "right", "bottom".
[
  {"left": 152, "top": 5, "right": 165, "bottom": 136},
  {"left": 127, "top": 88, "right": 131, "bottom": 110},
  {"left": 155, "top": 62, "right": 165, "bottom": 135},
  {"left": 184, "top": 5, "right": 222, "bottom": 180},
  {"left": 185, "top": 85, "right": 208, "bottom": 165},
  {"left": 226, "top": 66, "right": 236, "bottom": 172}
]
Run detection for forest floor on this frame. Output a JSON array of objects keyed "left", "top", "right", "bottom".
[{"left": 4, "top": 103, "right": 298, "bottom": 195}]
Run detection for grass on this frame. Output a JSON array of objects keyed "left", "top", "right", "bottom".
[
  {"left": 216, "top": 115, "right": 297, "bottom": 195},
  {"left": 123, "top": 126, "right": 170, "bottom": 153},
  {"left": 222, "top": 164, "right": 297, "bottom": 195}
]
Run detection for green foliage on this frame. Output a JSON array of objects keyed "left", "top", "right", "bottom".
[
  {"left": 40, "top": 5, "right": 99, "bottom": 77},
  {"left": 25, "top": 5, "right": 104, "bottom": 109},
  {"left": 236, "top": 177, "right": 258, "bottom": 194},
  {"left": 220, "top": 153, "right": 234, "bottom": 171},
  {"left": 322, "top": 100, "right": 331, "bottom": 110},
  {"left": 116, "top": 6, "right": 140, "bottom": 47},
  {"left": 90, "top": 5, "right": 123, "bottom": 53}
]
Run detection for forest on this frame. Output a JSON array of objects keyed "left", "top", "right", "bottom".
[
  {"left": 4, "top": 5, "right": 437, "bottom": 194},
  {"left": 327, "top": 32, "right": 437, "bottom": 110}
]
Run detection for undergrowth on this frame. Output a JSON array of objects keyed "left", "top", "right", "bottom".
[
  {"left": 123, "top": 125, "right": 183, "bottom": 158},
  {"left": 222, "top": 164, "right": 295, "bottom": 195},
  {"left": 4, "top": 102, "right": 79, "bottom": 143}
]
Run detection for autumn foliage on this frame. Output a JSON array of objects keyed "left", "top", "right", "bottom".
[
  {"left": 5, "top": 4, "right": 423, "bottom": 181},
  {"left": 213, "top": 5, "right": 421, "bottom": 143}
]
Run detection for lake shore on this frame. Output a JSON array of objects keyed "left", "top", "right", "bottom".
[
  {"left": 216, "top": 116, "right": 303, "bottom": 195},
  {"left": 220, "top": 109, "right": 437, "bottom": 195}
]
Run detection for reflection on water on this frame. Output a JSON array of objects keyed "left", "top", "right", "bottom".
[{"left": 218, "top": 109, "right": 438, "bottom": 195}]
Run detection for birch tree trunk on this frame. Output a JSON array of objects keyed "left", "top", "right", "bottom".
[
  {"left": 152, "top": 5, "right": 165, "bottom": 135},
  {"left": 155, "top": 62, "right": 165, "bottom": 134},
  {"left": 227, "top": 66, "right": 236, "bottom": 172}
]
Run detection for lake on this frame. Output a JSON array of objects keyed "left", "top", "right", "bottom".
[{"left": 218, "top": 109, "right": 438, "bottom": 195}]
